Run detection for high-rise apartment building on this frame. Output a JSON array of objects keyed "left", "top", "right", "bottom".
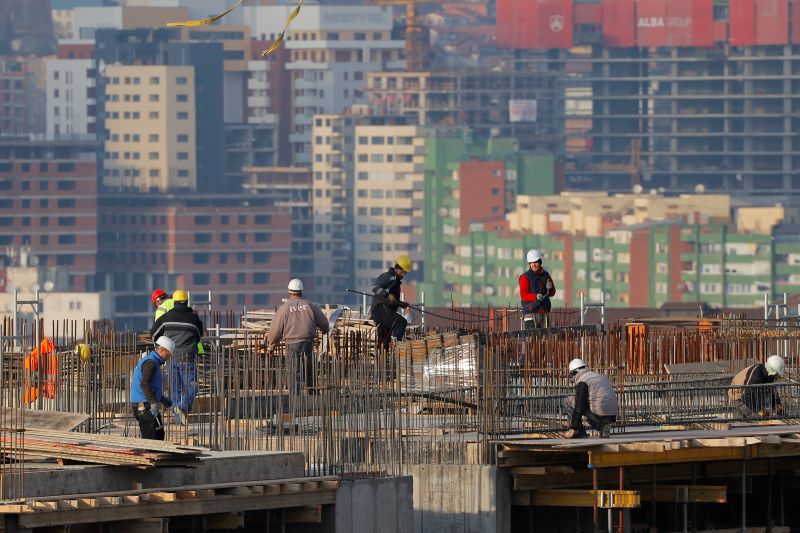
[
  {"left": 94, "top": 29, "right": 224, "bottom": 193},
  {"left": 497, "top": 0, "right": 800, "bottom": 194},
  {"left": 0, "top": 57, "right": 47, "bottom": 136},
  {"left": 46, "top": 44, "right": 97, "bottom": 139},
  {"left": 0, "top": 137, "right": 98, "bottom": 291},
  {"left": 102, "top": 64, "right": 197, "bottom": 191},
  {"left": 241, "top": 4, "right": 405, "bottom": 164}
]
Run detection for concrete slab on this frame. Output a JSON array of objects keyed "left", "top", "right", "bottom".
[
  {"left": 9, "top": 450, "right": 305, "bottom": 499},
  {"left": 334, "top": 477, "right": 412, "bottom": 533}
]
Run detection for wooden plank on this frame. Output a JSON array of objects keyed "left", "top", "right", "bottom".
[
  {"left": 511, "top": 466, "right": 575, "bottom": 476},
  {"left": 147, "top": 493, "right": 177, "bottom": 504},
  {"left": 634, "top": 485, "right": 727, "bottom": 504},
  {"left": 521, "top": 489, "right": 640, "bottom": 509},
  {"left": 6, "top": 409, "right": 91, "bottom": 431},
  {"left": 18, "top": 491, "right": 337, "bottom": 528},
  {"left": 285, "top": 505, "right": 322, "bottom": 524},
  {"left": 176, "top": 490, "right": 215, "bottom": 500}
]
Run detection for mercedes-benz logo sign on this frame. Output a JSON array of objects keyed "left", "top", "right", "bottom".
[{"left": 549, "top": 14, "right": 564, "bottom": 32}]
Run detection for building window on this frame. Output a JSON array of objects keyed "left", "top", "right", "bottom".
[
  {"left": 149, "top": 76, "right": 160, "bottom": 85},
  {"left": 177, "top": 152, "right": 189, "bottom": 160},
  {"left": 58, "top": 235, "right": 75, "bottom": 245},
  {"left": 237, "top": 273, "right": 246, "bottom": 284},
  {"left": 149, "top": 111, "right": 159, "bottom": 119},
  {"left": 177, "top": 134, "right": 189, "bottom": 143},
  {"left": 149, "top": 134, "right": 159, "bottom": 142},
  {"left": 177, "top": 169, "right": 189, "bottom": 177},
  {"left": 149, "top": 94, "right": 159, "bottom": 102},
  {"left": 149, "top": 152, "right": 159, "bottom": 160},
  {"left": 176, "top": 94, "right": 188, "bottom": 102},
  {"left": 177, "top": 111, "right": 189, "bottom": 120},
  {"left": 176, "top": 76, "right": 188, "bottom": 85},
  {"left": 57, "top": 180, "right": 75, "bottom": 191},
  {"left": 193, "top": 273, "right": 210, "bottom": 285},
  {"left": 194, "top": 233, "right": 212, "bottom": 243}
]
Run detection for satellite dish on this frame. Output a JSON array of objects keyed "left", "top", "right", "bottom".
[
  {"left": 484, "top": 286, "right": 495, "bottom": 296},
  {"left": 694, "top": 184, "right": 705, "bottom": 194},
  {"left": 632, "top": 184, "right": 643, "bottom": 194},
  {"left": 44, "top": 281, "right": 55, "bottom": 292},
  {"left": 29, "top": 256, "right": 39, "bottom": 265},
  {"left": 650, "top": 189, "right": 658, "bottom": 196}
]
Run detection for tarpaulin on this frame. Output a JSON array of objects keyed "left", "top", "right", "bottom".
[
  {"left": 603, "top": 0, "right": 635, "bottom": 47},
  {"left": 792, "top": 0, "right": 800, "bottom": 44},
  {"left": 574, "top": 3, "right": 602, "bottom": 25}
]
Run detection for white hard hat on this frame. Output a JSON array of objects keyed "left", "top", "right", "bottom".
[
  {"left": 568, "top": 358, "right": 587, "bottom": 373},
  {"left": 287, "top": 278, "right": 304, "bottom": 292},
  {"left": 155, "top": 336, "right": 175, "bottom": 354},
  {"left": 526, "top": 249, "right": 543, "bottom": 263},
  {"left": 765, "top": 355, "right": 785, "bottom": 376}
]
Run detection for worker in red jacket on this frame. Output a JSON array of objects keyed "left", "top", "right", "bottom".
[{"left": 519, "top": 249, "right": 556, "bottom": 329}]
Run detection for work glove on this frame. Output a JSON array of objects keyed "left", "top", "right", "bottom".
[
  {"left": 545, "top": 280, "right": 553, "bottom": 291},
  {"left": 387, "top": 294, "right": 399, "bottom": 305},
  {"left": 399, "top": 301, "right": 410, "bottom": 309},
  {"left": 149, "top": 404, "right": 161, "bottom": 418},
  {"left": 161, "top": 396, "right": 172, "bottom": 408},
  {"left": 536, "top": 294, "right": 545, "bottom": 301},
  {"left": 776, "top": 403, "right": 784, "bottom": 416}
]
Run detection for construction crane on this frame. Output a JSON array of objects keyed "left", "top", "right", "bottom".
[
  {"left": 370, "top": 0, "right": 431, "bottom": 71},
  {"left": 589, "top": 138, "right": 643, "bottom": 188}
]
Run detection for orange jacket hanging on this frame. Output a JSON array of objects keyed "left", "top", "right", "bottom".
[{"left": 24, "top": 338, "right": 57, "bottom": 403}]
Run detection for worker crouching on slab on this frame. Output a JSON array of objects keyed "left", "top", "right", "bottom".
[
  {"left": 564, "top": 358, "right": 619, "bottom": 439},
  {"left": 265, "top": 279, "right": 330, "bottom": 395},
  {"left": 131, "top": 336, "right": 175, "bottom": 440},
  {"left": 729, "top": 355, "right": 785, "bottom": 419}
]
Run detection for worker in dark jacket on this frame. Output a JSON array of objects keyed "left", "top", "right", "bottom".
[
  {"left": 519, "top": 249, "right": 556, "bottom": 329},
  {"left": 729, "top": 355, "right": 785, "bottom": 418},
  {"left": 370, "top": 255, "right": 412, "bottom": 350},
  {"left": 265, "top": 278, "right": 330, "bottom": 395},
  {"left": 130, "top": 336, "right": 174, "bottom": 440},
  {"left": 565, "top": 358, "right": 618, "bottom": 438},
  {"left": 151, "top": 289, "right": 203, "bottom": 425}
]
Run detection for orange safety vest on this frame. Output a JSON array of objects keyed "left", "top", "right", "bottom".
[{"left": 24, "top": 338, "right": 57, "bottom": 404}]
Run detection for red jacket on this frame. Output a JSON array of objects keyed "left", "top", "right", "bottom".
[{"left": 520, "top": 268, "right": 556, "bottom": 314}]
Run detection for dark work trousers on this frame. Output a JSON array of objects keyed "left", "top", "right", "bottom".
[
  {"left": 372, "top": 304, "right": 408, "bottom": 350},
  {"left": 132, "top": 403, "right": 165, "bottom": 440},
  {"left": 569, "top": 382, "right": 616, "bottom": 431},
  {"left": 286, "top": 341, "right": 315, "bottom": 395}
]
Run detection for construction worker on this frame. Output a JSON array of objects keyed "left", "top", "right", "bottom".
[
  {"left": 151, "top": 289, "right": 205, "bottom": 356},
  {"left": 729, "top": 355, "right": 785, "bottom": 419},
  {"left": 24, "top": 337, "right": 57, "bottom": 404},
  {"left": 565, "top": 358, "right": 618, "bottom": 439},
  {"left": 151, "top": 289, "right": 203, "bottom": 425},
  {"left": 520, "top": 249, "right": 556, "bottom": 329},
  {"left": 151, "top": 289, "right": 173, "bottom": 319},
  {"left": 131, "top": 336, "right": 174, "bottom": 440},
  {"left": 265, "top": 279, "right": 330, "bottom": 394},
  {"left": 370, "top": 255, "right": 412, "bottom": 350}
]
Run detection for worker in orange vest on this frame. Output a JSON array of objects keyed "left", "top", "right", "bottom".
[{"left": 24, "top": 338, "right": 58, "bottom": 404}]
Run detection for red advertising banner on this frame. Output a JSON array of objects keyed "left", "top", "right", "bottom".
[
  {"left": 755, "top": 0, "right": 789, "bottom": 45},
  {"left": 635, "top": 0, "right": 668, "bottom": 47},
  {"left": 574, "top": 3, "right": 602, "bottom": 25},
  {"left": 603, "top": 0, "right": 635, "bottom": 47},
  {"left": 729, "top": 0, "right": 756, "bottom": 46},
  {"left": 792, "top": 0, "right": 800, "bottom": 44},
  {"left": 496, "top": 0, "right": 539, "bottom": 48},
  {"left": 689, "top": 0, "right": 714, "bottom": 47},
  {"left": 538, "top": 0, "right": 574, "bottom": 48}
]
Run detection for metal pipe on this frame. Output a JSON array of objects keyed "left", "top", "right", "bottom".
[
  {"left": 617, "top": 467, "right": 624, "bottom": 533},
  {"left": 593, "top": 468, "right": 599, "bottom": 533},
  {"left": 741, "top": 448, "right": 746, "bottom": 533}
]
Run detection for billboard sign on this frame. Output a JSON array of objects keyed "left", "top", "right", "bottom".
[{"left": 509, "top": 100, "right": 537, "bottom": 123}]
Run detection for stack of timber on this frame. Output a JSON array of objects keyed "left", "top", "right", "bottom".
[
  {"left": 2, "top": 429, "right": 204, "bottom": 468},
  {"left": 397, "top": 331, "right": 478, "bottom": 391}
]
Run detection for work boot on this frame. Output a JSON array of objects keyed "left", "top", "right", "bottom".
[
  {"left": 565, "top": 427, "right": 587, "bottom": 439},
  {"left": 173, "top": 406, "right": 188, "bottom": 426}
]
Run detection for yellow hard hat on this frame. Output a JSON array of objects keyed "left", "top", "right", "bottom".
[
  {"left": 172, "top": 289, "right": 188, "bottom": 302},
  {"left": 395, "top": 255, "right": 413, "bottom": 272},
  {"left": 74, "top": 343, "right": 91, "bottom": 362}
]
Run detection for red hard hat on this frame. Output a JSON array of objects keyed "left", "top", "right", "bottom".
[{"left": 151, "top": 289, "right": 168, "bottom": 305}]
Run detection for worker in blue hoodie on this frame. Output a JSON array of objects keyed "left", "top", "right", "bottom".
[{"left": 131, "top": 336, "right": 174, "bottom": 440}]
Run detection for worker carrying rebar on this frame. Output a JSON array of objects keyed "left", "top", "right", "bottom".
[
  {"left": 370, "top": 255, "right": 412, "bottom": 350},
  {"left": 151, "top": 289, "right": 203, "bottom": 426},
  {"left": 265, "top": 279, "right": 330, "bottom": 395},
  {"left": 131, "top": 336, "right": 175, "bottom": 440},
  {"left": 519, "top": 249, "right": 556, "bottom": 329},
  {"left": 729, "top": 355, "right": 785, "bottom": 419},
  {"left": 151, "top": 289, "right": 205, "bottom": 357},
  {"left": 565, "top": 358, "right": 619, "bottom": 439}
]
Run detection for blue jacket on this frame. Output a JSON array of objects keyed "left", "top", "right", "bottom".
[{"left": 130, "top": 351, "right": 164, "bottom": 404}]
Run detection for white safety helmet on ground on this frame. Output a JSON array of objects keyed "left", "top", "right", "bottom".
[
  {"left": 155, "top": 336, "right": 175, "bottom": 355},
  {"left": 765, "top": 355, "right": 785, "bottom": 376},
  {"left": 526, "top": 249, "right": 543, "bottom": 263},
  {"left": 287, "top": 278, "right": 304, "bottom": 292},
  {"left": 568, "top": 358, "right": 587, "bottom": 373}
]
